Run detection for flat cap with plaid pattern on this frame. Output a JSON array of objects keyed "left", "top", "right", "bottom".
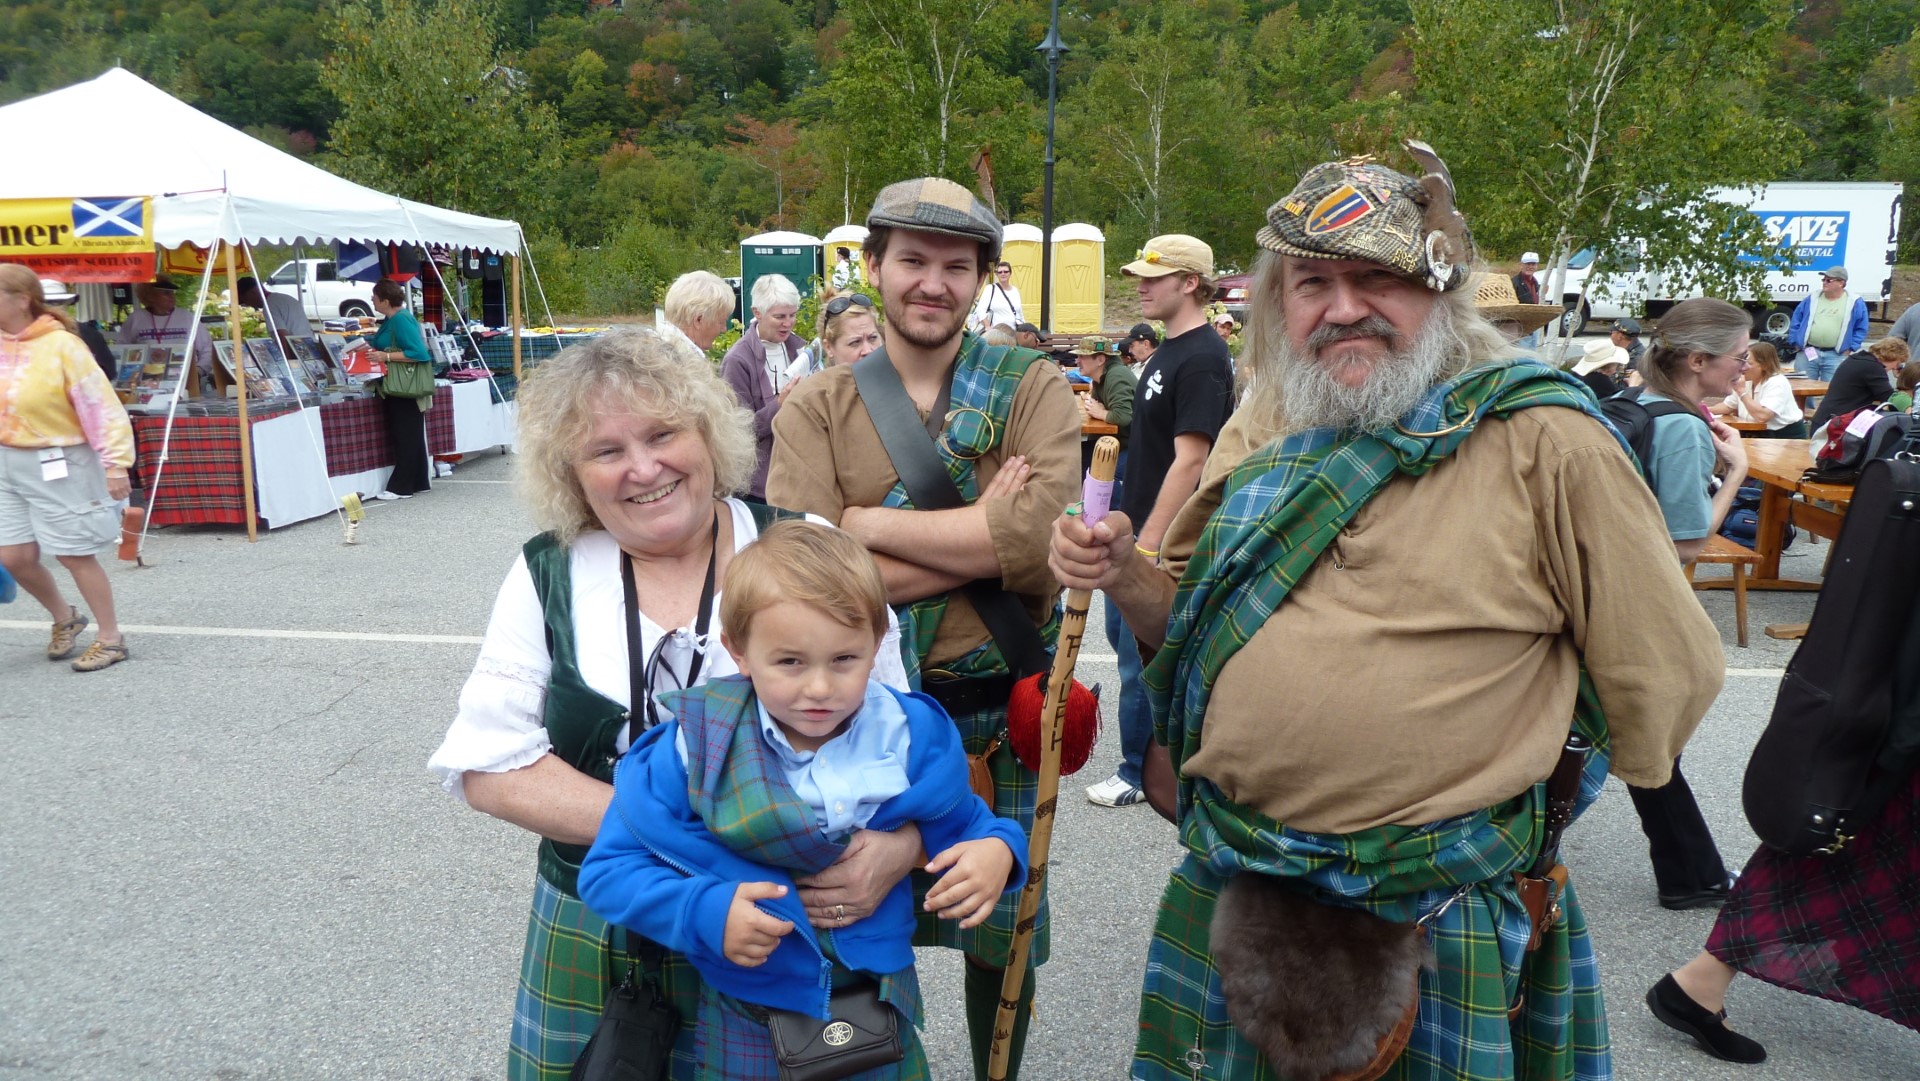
[
  {"left": 866, "top": 177, "right": 1003, "bottom": 264},
  {"left": 1257, "top": 142, "right": 1475, "bottom": 292}
]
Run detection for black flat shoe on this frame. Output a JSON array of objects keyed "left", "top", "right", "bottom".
[
  {"left": 1646, "top": 974, "right": 1767, "bottom": 1064},
  {"left": 1658, "top": 881, "right": 1731, "bottom": 911}
]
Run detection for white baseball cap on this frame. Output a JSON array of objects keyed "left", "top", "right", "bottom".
[
  {"left": 1520, "top": 251, "right": 1540, "bottom": 264},
  {"left": 39, "top": 279, "right": 76, "bottom": 303}
]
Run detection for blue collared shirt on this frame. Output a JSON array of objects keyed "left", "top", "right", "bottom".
[{"left": 758, "top": 681, "right": 913, "bottom": 840}]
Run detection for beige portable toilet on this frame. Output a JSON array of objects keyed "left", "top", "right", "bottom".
[
  {"left": 821, "top": 225, "right": 869, "bottom": 289},
  {"left": 1049, "top": 223, "right": 1105, "bottom": 334},
  {"left": 1000, "top": 224, "right": 1044, "bottom": 315}
]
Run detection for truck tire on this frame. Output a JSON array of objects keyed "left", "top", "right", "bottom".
[
  {"left": 340, "top": 301, "right": 372, "bottom": 317},
  {"left": 1558, "top": 299, "right": 1589, "bottom": 338},
  {"left": 1760, "top": 305, "right": 1793, "bottom": 336}
]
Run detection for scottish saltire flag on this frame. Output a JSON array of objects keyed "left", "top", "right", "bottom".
[
  {"left": 336, "top": 241, "right": 382, "bottom": 281},
  {"left": 72, "top": 197, "right": 145, "bottom": 237}
]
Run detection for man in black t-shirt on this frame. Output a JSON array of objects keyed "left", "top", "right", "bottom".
[{"left": 1085, "top": 234, "right": 1234, "bottom": 809}]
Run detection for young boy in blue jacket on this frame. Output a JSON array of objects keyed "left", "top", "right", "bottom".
[{"left": 578, "top": 520, "right": 1028, "bottom": 1076}]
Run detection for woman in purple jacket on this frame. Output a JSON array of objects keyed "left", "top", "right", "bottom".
[{"left": 720, "top": 274, "right": 810, "bottom": 502}]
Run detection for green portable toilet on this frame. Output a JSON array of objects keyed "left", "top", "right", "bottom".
[{"left": 739, "top": 231, "right": 823, "bottom": 325}]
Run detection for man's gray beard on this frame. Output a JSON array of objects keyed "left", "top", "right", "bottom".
[{"left": 1274, "top": 307, "right": 1458, "bottom": 436}]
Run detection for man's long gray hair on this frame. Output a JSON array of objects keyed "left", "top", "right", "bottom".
[{"left": 1236, "top": 252, "right": 1520, "bottom": 439}]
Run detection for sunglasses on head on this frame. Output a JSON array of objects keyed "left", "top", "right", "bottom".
[{"left": 824, "top": 293, "right": 875, "bottom": 317}]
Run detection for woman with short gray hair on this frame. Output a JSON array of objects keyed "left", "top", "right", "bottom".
[
  {"left": 661, "top": 270, "right": 735, "bottom": 354},
  {"left": 720, "top": 273, "right": 809, "bottom": 502}
]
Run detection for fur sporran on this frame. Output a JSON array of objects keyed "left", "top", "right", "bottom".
[{"left": 1210, "top": 873, "right": 1429, "bottom": 1081}]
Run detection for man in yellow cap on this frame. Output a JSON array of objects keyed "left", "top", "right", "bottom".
[{"left": 1084, "top": 235, "right": 1234, "bottom": 810}]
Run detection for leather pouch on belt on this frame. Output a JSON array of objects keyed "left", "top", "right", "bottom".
[
  {"left": 1513, "top": 864, "right": 1569, "bottom": 953},
  {"left": 1210, "top": 873, "right": 1429, "bottom": 1081},
  {"left": 967, "top": 734, "right": 1003, "bottom": 808}
]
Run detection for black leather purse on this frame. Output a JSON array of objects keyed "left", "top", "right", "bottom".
[
  {"left": 569, "top": 929, "right": 680, "bottom": 1081},
  {"left": 763, "top": 979, "right": 903, "bottom": 1081}
]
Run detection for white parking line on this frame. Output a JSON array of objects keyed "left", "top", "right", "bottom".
[{"left": 0, "top": 620, "right": 1794, "bottom": 676}]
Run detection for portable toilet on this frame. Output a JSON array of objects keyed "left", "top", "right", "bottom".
[
  {"left": 821, "top": 225, "right": 869, "bottom": 289},
  {"left": 999, "top": 224, "right": 1044, "bottom": 316},
  {"left": 739, "top": 231, "right": 823, "bottom": 324},
  {"left": 1050, "top": 223, "right": 1105, "bottom": 334}
]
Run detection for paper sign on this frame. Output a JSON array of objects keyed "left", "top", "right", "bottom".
[
  {"left": 38, "top": 448, "right": 69, "bottom": 481},
  {"left": 1845, "top": 410, "right": 1883, "bottom": 439}
]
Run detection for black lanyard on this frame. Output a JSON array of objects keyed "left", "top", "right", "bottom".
[{"left": 621, "top": 510, "right": 719, "bottom": 741}]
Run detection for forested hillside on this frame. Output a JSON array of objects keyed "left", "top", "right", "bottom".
[{"left": 3, "top": 0, "right": 1916, "bottom": 313}]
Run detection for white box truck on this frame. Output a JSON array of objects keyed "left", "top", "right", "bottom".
[{"left": 1556, "top": 181, "right": 1903, "bottom": 336}]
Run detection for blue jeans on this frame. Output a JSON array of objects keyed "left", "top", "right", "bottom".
[
  {"left": 1799, "top": 348, "right": 1844, "bottom": 381},
  {"left": 1103, "top": 593, "right": 1152, "bottom": 788}
]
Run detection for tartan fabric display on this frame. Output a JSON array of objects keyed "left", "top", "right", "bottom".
[
  {"left": 1707, "top": 766, "right": 1920, "bottom": 1029},
  {"left": 474, "top": 333, "right": 598, "bottom": 378},
  {"left": 131, "top": 408, "right": 295, "bottom": 526},
  {"left": 318, "top": 388, "right": 456, "bottom": 475},
  {"left": 510, "top": 875, "right": 703, "bottom": 1081},
  {"left": 882, "top": 334, "right": 1048, "bottom": 679},
  {"left": 1135, "top": 359, "right": 1631, "bottom": 1080}
]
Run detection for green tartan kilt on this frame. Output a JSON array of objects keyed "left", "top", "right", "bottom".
[
  {"left": 1131, "top": 856, "right": 1610, "bottom": 1081},
  {"left": 509, "top": 874, "right": 704, "bottom": 1081},
  {"left": 910, "top": 697, "right": 1049, "bottom": 969}
]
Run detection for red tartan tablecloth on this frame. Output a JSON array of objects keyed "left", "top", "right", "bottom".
[
  {"left": 130, "top": 388, "right": 458, "bottom": 527},
  {"left": 318, "top": 387, "right": 456, "bottom": 475}
]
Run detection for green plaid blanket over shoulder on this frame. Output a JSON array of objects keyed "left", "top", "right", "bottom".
[{"left": 1133, "top": 360, "right": 1629, "bottom": 1081}]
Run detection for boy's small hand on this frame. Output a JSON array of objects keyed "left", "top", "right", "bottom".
[
  {"left": 724, "top": 881, "right": 795, "bottom": 967},
  {"left": 922, "top": 839, "right": 1015, "bottom": 928}
]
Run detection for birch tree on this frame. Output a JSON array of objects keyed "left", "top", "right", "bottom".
[{"left": 1411, "top": 0, "right": 1804, "bottom": 345}]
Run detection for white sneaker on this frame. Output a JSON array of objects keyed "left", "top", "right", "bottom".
[
  {"left": 1085, "top": 774, "right": 1145, "bottom": 807},
  {"left": 434, "top": 461, "right": 455, "bottom": 477},
  {"left": 372, "top": 491, "right": 411, "bottom": 501}
]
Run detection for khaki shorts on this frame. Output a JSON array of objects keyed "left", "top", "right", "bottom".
[{"left": 0, "top": 444, "right": 123, "bottom": 556}]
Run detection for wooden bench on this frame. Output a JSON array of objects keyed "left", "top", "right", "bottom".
[{"left": 1684, "top": 535, "right": 1762, "bottom": 646}]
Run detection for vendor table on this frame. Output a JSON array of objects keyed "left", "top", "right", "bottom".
[{"left": 130, "top": 381, "right": 515, "bottom": 529}]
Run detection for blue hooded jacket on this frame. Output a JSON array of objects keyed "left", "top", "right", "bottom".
[{"left": 577, "top": 681, "right": 1028, "bottom": 1019}]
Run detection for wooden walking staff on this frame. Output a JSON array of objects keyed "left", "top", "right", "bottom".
[{"left": 988, "top": 435, "right": 1120, "bottom": 1080}]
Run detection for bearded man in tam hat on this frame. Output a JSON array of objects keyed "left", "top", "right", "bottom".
[
  {"left": 768, "top": 176, "right": 1080, "bottom": 1080},
  {"left": 1052, "top": 144, "right": 1725, "bottom": 1080}
]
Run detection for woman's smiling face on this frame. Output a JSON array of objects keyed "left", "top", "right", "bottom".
[{"left": 572, "top": 403, "right": 717, "bottom": 554}]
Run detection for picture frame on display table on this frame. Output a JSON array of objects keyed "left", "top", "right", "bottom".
[
  {"left": 110, "top": 345, "right": 147, "bottom": 388},
  {"left": 290, "top": 337, "right": 339, "bottom": 390},
  {"left": 130, "top": 348, "right": 184, "bottom": 408},
  {"left": 213, "top": 341, "right": 278, "bottom": 400},
  {"left": 246, "top": 337, "right": 305, "bottom": 397}
]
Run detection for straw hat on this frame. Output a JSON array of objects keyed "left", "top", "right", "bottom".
[{"left": 1469, "top": 272, "right": 1561, "bottom": 333}]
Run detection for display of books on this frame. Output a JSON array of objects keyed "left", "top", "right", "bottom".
[
  {"left": 245, "top": 337, "right": 307, "bottom": 397},
  {"left": 289, "top": 337, "right": 341, "bottom": 390},
  {"left": 213, "top": 340, "right": 278, "bottom": 400},
  {"left": 126, "top": 347, "right": 185, "bottom": 408}
]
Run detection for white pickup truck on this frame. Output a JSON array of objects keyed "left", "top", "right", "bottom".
[
  {"left": 262, "top": 259, "right": 377, "bottom": 320},
  {"left": 1556, "top": 181, "right": 1903, "bottom": 335}
]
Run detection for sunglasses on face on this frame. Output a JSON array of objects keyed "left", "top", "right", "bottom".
[{"left": 824, "top": 293, "right": 875, "bottom": 317}]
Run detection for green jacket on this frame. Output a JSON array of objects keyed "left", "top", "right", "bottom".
[{"left": 1094, "top": 361, "right": 1137, "bottom": 450}]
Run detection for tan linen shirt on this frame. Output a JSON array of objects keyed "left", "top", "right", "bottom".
[
  {"left": 1162, "top": 405, "right": 1724, "bottom": 834},
  {"left": 768, "top": 357, "right": 1081, "bottom": 667}
]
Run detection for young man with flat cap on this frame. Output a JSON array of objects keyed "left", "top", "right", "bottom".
[
  {"left": 1052, "top": 145, "right": 1722, "bottom": 1079},
  {"left": 1084, "top": 234, "right": 1233, "bottom": 810},
  {"left": 768, "top": 176, "right": 1078, "bottom": 1081}
]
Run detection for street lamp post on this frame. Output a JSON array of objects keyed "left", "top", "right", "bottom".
[{"left": 1036, "top": 2, "right": 1067, "bottom": 333}]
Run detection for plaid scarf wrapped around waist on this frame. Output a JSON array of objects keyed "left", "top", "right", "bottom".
[
  {"left": 1144, "top": 358, "right": 1630, "bottom": 897},
  {"left": 880, "top": 334, "right": 1058, "bottom": 679}
]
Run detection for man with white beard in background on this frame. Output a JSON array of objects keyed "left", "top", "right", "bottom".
[{"left": 1049, "top": 147, "right": 1724, "bottom": 1080}]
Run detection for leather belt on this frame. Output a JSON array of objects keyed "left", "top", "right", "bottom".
[{"left": 922, "top": 671, "right": 1017, "bottom": 719}]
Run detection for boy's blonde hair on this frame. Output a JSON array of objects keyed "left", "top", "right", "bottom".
[{"left": 722, "top": 520, "right": 888, "bottom": 645}]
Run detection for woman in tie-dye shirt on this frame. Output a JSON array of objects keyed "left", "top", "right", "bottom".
[{"left": 0, "top": 264, "right": 135, "bottom": 671}]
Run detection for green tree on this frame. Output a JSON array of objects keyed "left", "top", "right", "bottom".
[
  {"left": 1412, "top": 0, "right": 1805, "bottom": 338},
  {"left": 321, "top": 0, "right": 562, "bottom": 227},
  {"left": 1872, "top": 28, "right": 1920, "bottom": 260}
]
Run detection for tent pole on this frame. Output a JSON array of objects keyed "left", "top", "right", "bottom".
[
  {"left": 225, "top": 243, "right": 259, "bottom": 542},
  {"left": 509, "top": 254, "right": 523, "bottom": 383}
]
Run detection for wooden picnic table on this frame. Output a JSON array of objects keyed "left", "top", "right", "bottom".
[
  {"left": 1787, "top": 378, "right": 1828, "bottom": 403},
  {"left": 1727, "top": 417, "right": 1765, "bottom": 433},
  {"left": 1696, "top": 439, "right": 1852, "bottom": 597}
]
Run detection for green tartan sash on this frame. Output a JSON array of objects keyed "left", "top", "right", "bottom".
[
  {"left": 1132, "top": 358, "right": 1632, "bottom": 1080},
  {"left": 881, "top": 334, "right": 1051, "bottom": 678}
]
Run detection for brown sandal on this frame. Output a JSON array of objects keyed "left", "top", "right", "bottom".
[
  {"left": 70, "top": 639, "right": 129, "bottom": 672},
  {"left": 47, "top": 608, "right": 89, "bottom": 660}
]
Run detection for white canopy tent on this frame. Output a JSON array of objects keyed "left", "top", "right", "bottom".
[
  {"left": 0, "top": 67, "right": 520, "bottom": 253},
  {"left": 0, "top": 68, "right": 530, "bottom": 542}
]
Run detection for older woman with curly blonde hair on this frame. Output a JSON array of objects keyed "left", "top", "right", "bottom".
[{"left": 429, "top": 328, "right": 911, "bottom": 1080}]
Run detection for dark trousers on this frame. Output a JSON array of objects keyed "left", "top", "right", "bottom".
[
  {"left": 1627, "top": 755, "right": 1729, "bottom": 896},
  {"left": 381, "top": 393, "right": 432, "bottom": 496}
]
